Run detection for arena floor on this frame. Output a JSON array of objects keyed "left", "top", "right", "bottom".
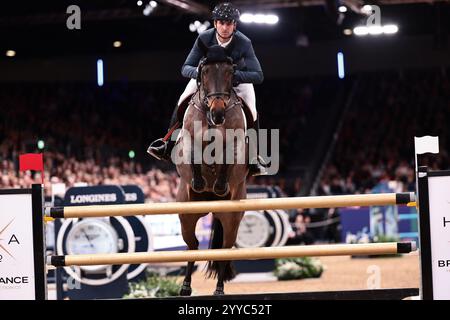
[{"left": 183, "top": 252, "right": 420, "bottom": 296}]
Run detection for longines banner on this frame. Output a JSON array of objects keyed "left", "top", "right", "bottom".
[
  {"left": 0, "top": 190, "right": 36, "bottom": 299},
  {"left": 427, "top": 174, "right": 450, "bottom": 300}
]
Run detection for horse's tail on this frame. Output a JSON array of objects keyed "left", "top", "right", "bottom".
[{"left": 205, "top": 218, "right": 236, "bottom": 282}]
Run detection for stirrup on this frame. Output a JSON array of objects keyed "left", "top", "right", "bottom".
[
  {"left": 147, "top": 138, "right": 169, "bottom": 161},
  {"left": 256, "top": 155, "right": 269, "bottom": 168},
  {"left": 249, "top": 156, "right": 268, "bottom": 176}
]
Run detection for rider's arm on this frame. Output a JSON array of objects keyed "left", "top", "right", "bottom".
[
  {"left": 233, "top": 41, "right": 264, "bottom": 85},
  {"left": 181, "top": 37, "right": 203, "bottom": 79}
]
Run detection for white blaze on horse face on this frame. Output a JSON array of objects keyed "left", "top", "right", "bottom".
[{"left": 203, "top": 128, "right": 224, "bottom": 165}]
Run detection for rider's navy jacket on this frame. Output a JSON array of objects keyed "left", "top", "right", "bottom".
[{"left": 181, "top": 28, "right": 264, "bottom": 85}]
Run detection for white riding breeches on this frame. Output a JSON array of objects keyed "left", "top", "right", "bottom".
[{"left": 177, "top": 79, "right": 257, "bottom": 121}]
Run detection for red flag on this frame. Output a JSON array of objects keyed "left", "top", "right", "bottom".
[{"left": 19, "top": 153, "right": 44, "bottom": 171}]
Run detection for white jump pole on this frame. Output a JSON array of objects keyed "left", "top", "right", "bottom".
[
  {"left": 48, "top": 242, "right": 416, "bottom": 267},
  {"left": 46, "top": 192, "right": 415, "bottom": 219}
]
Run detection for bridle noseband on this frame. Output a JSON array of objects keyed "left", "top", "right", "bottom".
[{"left": 204, "top": 92, "right": 231, "bottom": 108}]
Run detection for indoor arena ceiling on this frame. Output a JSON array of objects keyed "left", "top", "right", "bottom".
[
  {"left": 1, "top": 0, "right": 448, "bottom": 22},
  {"left": 0, "top": 1, "right": 448, "bottom": 58}
]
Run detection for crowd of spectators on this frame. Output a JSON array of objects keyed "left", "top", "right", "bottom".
[
  {"left": 0, "top": 153, "right": 179, "bottom": 202},
  {"left": 319, "top": 68, "right": 450, "bottom": 196},
  {"left": 0, "top": 78, "right": 320, "bottom": 199},
  {"left": 1, "top": 69, "right": 449, "bottom": 207}
]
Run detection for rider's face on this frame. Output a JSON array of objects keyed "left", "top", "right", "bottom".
[{"left": 214, "top": 20, "right": 236, "bottom": 41}]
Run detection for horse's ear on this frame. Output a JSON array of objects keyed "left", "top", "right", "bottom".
[{"left": 197, "top": 39, "right": 208, "bottom": 55}]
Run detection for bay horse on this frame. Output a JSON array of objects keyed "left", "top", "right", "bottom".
[{"left": 173, "top": 44, "right": 249, "bottom": 295}]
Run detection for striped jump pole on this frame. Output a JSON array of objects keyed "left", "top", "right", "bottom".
[
  {"left": 48, "top": 242, "right": 416, "bottom": 267},
  {"left": 46, "top": 192, "right": 416, "bottom": 219}
]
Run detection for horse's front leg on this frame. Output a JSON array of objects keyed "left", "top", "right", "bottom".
[
  {"left": 213, "top": 164, "right": 230, "bottom": 197},
  {"left": 213, "top": 146, "right": 230, "bottom": 197},
  {"left": 190, "top": 141, "right": 206, "bottom": 193},
  {"left": 179, "top": 214, "right": 201, "bottom": 296}
]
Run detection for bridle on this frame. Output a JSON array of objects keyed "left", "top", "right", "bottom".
[
  {"left": 196, "top": 59, "right": 236, "bottom": 113},
  {"left": 203, "top": 91, "right": 232, "bottom": 109}
]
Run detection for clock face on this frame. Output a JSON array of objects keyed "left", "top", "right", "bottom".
[
  {"left": 66, "top": 220, "right": 119, "bottom": 256},
  {"left": 236, "top": 212, "right": 270, "bottom": 248}
]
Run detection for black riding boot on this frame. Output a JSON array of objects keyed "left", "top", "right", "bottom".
[
  {"left": 248, "top": 117, "right": 268, "bottom": 176},
  {"left": 147, "top": 104, "right": 180, "bottom": 161}
]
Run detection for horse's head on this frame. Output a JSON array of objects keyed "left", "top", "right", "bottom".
[{"left": 197, "top": 44, "right": 235, "bottom": 126}]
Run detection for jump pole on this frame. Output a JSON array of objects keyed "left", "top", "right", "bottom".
[
  {"left": 46, "top": 192, "right": 415, "bottom": 219},
  {"left": 48, "top": 242, "right": 416, "bottom": 267}
]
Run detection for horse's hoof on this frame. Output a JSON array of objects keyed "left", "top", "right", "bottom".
[
  {"left": 191, "top": 177, "right": 206, "bottom": 193},
  {"left": 213, "top": 290, "right": 225, "bottom": 296},
  {"left": 213, "top": 181, "right": 230, "bottom": 197},
  {"left": 180, "top": 287, "right": 192, "bottom": 296}
]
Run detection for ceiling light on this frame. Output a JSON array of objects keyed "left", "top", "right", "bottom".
[
  {"left": 383, "top": 24, "right": 398, "bottom": 34},
  {"left": 6, "top": 50, "right": 16, "bottom": 57},
  {"left": 343, "top": 29, "right": 352, "bottom": 35}
]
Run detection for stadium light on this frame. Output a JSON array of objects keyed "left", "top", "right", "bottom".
[
  {"left": 353, "top": 26, "right": 369, "bottom": 36},
  {"left": 383, "top": 24, "right": 398, "bottom": 34},
  {"left": 362, "top": 5, "right": 373, "bottom": 13},
  {"left": 353, "top": 24, "right": 398, "bottom": 36},
  {"left": 368, "top": 25, "right": 383, "bottom": 35},
  {"left": 189, "top": 20, "right": 210, "bottom": 34},
  {"left": 239, "top": 13, "right": 279, "bottom": 25},
  {"left": 37, "top": 140, "right": 45, "bottom": 150},
  {"left": 337, "top": 52, "right": 345, "bottom": 79},
  {"left": 343, "top": 29, "right": 352, "bottom": 36},
  {"left": 6, "top": 50, "right": 16, "bottom": 57},
  {"left": 143, "top": 1, "right": 158, "bottom": 16},
  {"left": 97, "top": 59, "right": 104, "bottom": 87}
]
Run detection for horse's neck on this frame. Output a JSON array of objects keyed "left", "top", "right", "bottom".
[{"left": 191, "top": 89, "right": 203, "bottom": 107}]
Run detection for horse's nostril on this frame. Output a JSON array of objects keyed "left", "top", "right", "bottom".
[
  {"left": 213, "top": 114, "right": 225, "bottom": 125},
  {"left": 211, "top": 108, "right": 225, "bottom": 124}
]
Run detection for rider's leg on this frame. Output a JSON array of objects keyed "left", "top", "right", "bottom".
[
  {"left": 234, "top": 83, "right": 267, "bottom": 176},
  {"left": 248, "top": 115, "right": 268, "bottom": 176},
  {"left": 147, "top": 79, "right": 197, "bottom": 161},
  {"left": 146, "top": 104, "right": 180, "bottom": 161}
]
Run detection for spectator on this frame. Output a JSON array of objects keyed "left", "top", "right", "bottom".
[{"left": 286, "top": 210, "right": 315, "bottom": 245}]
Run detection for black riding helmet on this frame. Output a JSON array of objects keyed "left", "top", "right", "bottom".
[{"left": 212, "top": 2, "right": 240, "bottom": 22}]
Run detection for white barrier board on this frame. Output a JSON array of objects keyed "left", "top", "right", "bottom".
[
  {"left": 0, "top": 192, "right": 36, "bottom": 300},
  {"left": 428, "top": 175, "right": 450, "bottom": 299}
]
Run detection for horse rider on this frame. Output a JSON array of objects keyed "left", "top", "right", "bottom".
[{"left": 147, "top": 2, "right": 267, "bottom": 176}]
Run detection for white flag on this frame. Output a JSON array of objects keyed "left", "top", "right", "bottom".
[{"left": 414, "top": 136, "right": 439, "bottom": 155}]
